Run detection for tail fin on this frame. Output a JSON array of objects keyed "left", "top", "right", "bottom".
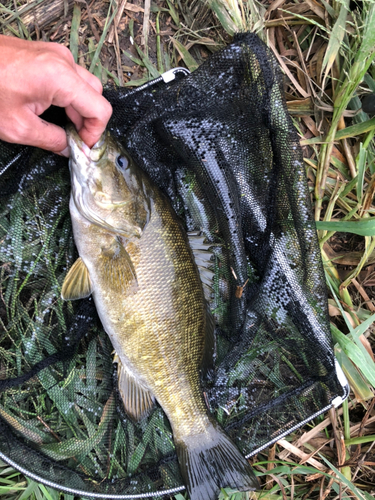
[{"left": 176, "top": 420, "right": 259, "bottom": 500}]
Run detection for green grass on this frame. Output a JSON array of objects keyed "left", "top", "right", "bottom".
[{"left": 1, "top": 1, "right": 375, "bottom": 499}]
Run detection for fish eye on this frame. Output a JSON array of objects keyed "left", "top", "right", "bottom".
[{"left": 116, "top": 155, "right": 128, "bottom": 170}]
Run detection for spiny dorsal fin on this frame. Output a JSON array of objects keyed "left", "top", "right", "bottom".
[
  {"left": 61, "top": 257, "right": 92, "bottom": 300},
  {"left": 188, "top": 231, "right": 214, "bottom": 252},
  {"left": 188, "top": 232, "right": 215, "bottom": 299},
  {"left": 198, "top": 267, "right": 215, "bottom": 301},
  {"left": 198, "top": 267, "right": 215, "bottom": 285},
  {"left": 100, "top": 238, "right": 137, "bottom": 294},
  {"left": 201, "top": 302, "right": 216, "bottom": 379},
  {"left": 114, "top": 354, "right": 155, "bottom": 422},
  {"left": 202, "top": 283, "right": 214, "bottom": 301}
]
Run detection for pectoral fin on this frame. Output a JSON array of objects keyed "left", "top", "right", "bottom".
[
  {"left": 100, "top": 238, "right": 138, "bottom": 294},
  {"left": 61, "top": 257, "right": 92, "bottom": 300},
  {"left": 114, "top": 354, "right": 155, "bottom": 421}
]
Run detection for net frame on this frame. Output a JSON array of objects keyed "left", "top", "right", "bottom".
[{"left": 0, "top": 33, "right": 350, "bottom": 499}]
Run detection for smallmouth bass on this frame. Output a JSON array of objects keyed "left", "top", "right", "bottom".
[{"left": 62, "top": 125, "right": 259, "bottom": 500}]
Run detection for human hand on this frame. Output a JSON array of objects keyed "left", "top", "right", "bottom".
[{"left": 0, "top": 35, "right": 112, "bottom": 155}]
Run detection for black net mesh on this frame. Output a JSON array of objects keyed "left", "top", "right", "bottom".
[{"left": 0, "top": 33, "right": 348, "bottom": 498}]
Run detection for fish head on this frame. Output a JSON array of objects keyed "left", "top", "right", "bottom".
[{"left": 67, "top": 125, "right": 149, "bottom": 238}]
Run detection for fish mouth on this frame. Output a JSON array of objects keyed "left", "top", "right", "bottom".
[{"left": 66, "top": 124, "right": 107, "bottom": 162}]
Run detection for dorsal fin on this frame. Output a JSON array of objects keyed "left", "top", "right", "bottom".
[
  {"left": 188, "top": 231, "right": 214, "bottom": 251},
  {"left": 61, "top": 257, "right": 92, "bottom": 300},
  {"left": 114, "top": 354, "right": 155, "bottom": 421},
  {"left": 188, "top": 232, "right": 215, "bottom": 300},
  {"left": 201, "top": 302, "right": 216, "bottom": 379}
]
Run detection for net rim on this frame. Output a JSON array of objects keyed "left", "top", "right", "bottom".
[
  {"left": 0, "top": 373, "right": 349, "bottom": 500},
  {"left": 0, "top": 449, "right": 185, "bottom": 499}
]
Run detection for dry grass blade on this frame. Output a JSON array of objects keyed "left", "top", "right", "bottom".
[
  {"left": 321, "top": 0, "right": 349, "bottom": 90},
  {"left": 208, "top": 0, "right": 265, "bottom": 35},
  {"left": 209, "top": 0, "right": 241, "bottom": 35},
  {"left": 107, "top": 0, "right": 127, "bottom": 43},
  {"left": 269, "top": 39, "right": 310, "bottom": 98},
  {"left": 315, "top": 4, "right": 375, "bottom": 220},
  {"left": 1, "top": 0, "right": 75, "bottom": 35},
  {"left": 277, "top": 438, "right": 325, "bottom": 470},
  {"left": 1, "top": 1, "right": 375, "bottom": 499},
  {"left": 111, "top": 0, "right": 125, "bottom": 87},
  {"left": 89, "top": 0, "right": 118, "bottom": 74},
  {"left": 141, "top": 0, "right": 151, "bottom": 48}
]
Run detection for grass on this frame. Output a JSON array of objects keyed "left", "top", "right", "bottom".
[{"left": 1, "top": 0, "right": 375, "bottom": 499}]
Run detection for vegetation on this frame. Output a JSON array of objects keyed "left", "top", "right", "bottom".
[{"left": 0, "top": 0, "right": 375, "bottom": 499}]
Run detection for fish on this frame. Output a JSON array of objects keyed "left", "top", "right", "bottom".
[{"left": 61, "top": 125, "right": 259, "bottom": 500}]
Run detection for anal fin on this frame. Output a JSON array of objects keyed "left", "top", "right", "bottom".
[{"left": 114, "top": 354, "right": 154, "bottom": 421}]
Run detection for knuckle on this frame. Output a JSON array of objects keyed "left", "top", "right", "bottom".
[
  {"left": 103, "top": 99, "right": 113, "bottom": 121},
  {"left": 92, "top": 76, "right": 103, "bottom": 94},
  {"left": 50, "top": 43, "right": 74, "bottom": 64},
  {"left": 33, "top": 50, "right": 50, "bottom": 67},
  {"left": 35, "top": 44, "right": 74, "bottom": 73}
]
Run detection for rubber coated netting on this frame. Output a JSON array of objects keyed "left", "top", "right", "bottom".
[{"left": 0, "top": 33, "right": 348, "bottom": 498}]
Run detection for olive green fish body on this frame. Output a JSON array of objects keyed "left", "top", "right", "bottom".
[
  {"left": 69, "top": 187, "right": 210, "bottom": 440},
  {"left": 63, "top": 126, "right": 259, "bottom": 499}
]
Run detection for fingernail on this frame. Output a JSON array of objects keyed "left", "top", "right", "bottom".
[{"left": 58, "top": 147, "right": 70, "bottom": 158}]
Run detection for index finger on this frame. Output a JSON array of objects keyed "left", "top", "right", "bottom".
[
  {"left": 71, "top": 81, "right": 112, "bottom": 147},
  {"left": 52, "top": 71, "right": 112, "bottom": 147},
  {"left": 75, "top": 64, "right": 103, "bottom": 95}
]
